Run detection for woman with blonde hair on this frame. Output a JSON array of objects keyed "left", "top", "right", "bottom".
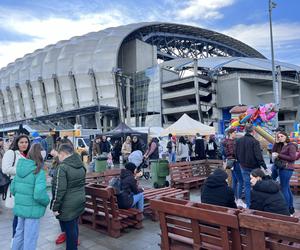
[{"left": 121, "top": 136, "right": 132, "bottom": 162}]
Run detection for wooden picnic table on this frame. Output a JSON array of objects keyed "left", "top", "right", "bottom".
[{"left": 143, "top": 187, "right": 190, "bottom": 221}]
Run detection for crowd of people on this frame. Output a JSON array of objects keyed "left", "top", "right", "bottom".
[
  {"left": 202, "top": 124, "right": 298, "bottom": 217},
  {"left": 0, "top": 123, "right": 299, "bottom": 249}
]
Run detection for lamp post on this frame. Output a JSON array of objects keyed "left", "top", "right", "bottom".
[{"left": 269, "top": 0, "right": 279, "bottom": 128}]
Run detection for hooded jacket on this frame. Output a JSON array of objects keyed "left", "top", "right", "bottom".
[
  {"left": 201, "top": 169, "right": 237, "bottom": 208},
  {"left": 10, "top": 158, "right": 49, "bottom": 218},
  {"left": 117, "top": 169, "right": 140, "bottom": 209},
  {"left": 250, "top": 176, "right": 290, "bottom": 216},
  {"left": 51, "top": 153, "right": 86, "bottom": 221}
]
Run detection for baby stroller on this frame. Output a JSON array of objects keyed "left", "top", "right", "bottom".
[{"left": 128, "top": 150, "right": 150, "bottom": 180}]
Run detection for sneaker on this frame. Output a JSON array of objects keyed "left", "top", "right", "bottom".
[
  {"left": 236, "top": 199, "right": 247, "bottom": 209},
  {"left": 55, "top": 233, "right": 66, "bottom": 244},
  {"left": 289, "top": 207, "right": 295, "bottom": 215}
]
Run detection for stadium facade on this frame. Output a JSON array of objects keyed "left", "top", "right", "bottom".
[{"left": 0, "top": 22, "right": 299, "bottom": 133}]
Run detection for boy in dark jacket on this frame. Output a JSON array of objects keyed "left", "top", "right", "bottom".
[
  {"left": 51, "top": 144, "right": 86, "bottom": 250},
  {"left": 201, "top": 169, "right": 237, "bottom": 209},
  {"left": 250, "top": 168, "right": 290, "bottom": 216},
  {"left": 117, "top": 162, "right": 144, "bottom": 211}
]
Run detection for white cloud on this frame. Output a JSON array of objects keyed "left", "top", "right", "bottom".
[
  {"left": 221, "top": 22, "right": 300, "bottom": 64},
  {"left": 175, "top": 0, "right": 235, "bottom": 20},
  {"left": 0, "top": 9, "right": 134, "bottom": 68}
]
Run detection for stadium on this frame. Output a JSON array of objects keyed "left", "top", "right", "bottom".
[{"left": 0, "top": 22, "right": 299, "bottom": 133}]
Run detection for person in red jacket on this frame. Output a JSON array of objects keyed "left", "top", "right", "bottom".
[{"left": 272, "top": 131, "right": 297, "bottom": 215}]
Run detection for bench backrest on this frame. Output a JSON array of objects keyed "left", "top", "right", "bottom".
[
  {"left": 85, "top": 185, "right": 119, "bottom": 220},
  {"left": 150, "top": 197, "right": 241, "bottom": 250},
  {"left": 290, "top": 164, "right": 300, "bottom": 184},
  {"left": 239, "top": 210, "right": 300, "bottom": 250},
  {"left": 169, "top": 160, "right": 210, "bottom": 180}
]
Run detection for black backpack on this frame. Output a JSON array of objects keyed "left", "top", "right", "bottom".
[
  {"left": 108, "top": 177, "right": 122, "bottom": 195},
  {"left": 0, "top": 170, "right": 10, "bottom": 200}
]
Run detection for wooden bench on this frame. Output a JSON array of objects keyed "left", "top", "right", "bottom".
[
  {"left": 143, "top": 187, "right": 190, "bottom": 221},
  {"left": 290, "top": 164, "right": 300, "bottom": 194},
  {"left": 169, "top": 160, "right": 210, "bottom": 190},
  {"left": 150, "top": 197, "right": 241, "bottom": 250},
  {"left": 80, "top": 184, "right": 143, "bottom": 238},
  {"left": 85, "top": 169, "right": 121, "bottom": 185},
  {"left": 239, "top": 209, "right": 300, "bottom": 249}
]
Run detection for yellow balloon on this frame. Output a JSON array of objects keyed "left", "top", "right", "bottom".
[{"left": 231, "top": 121, "right": 240, "bottom": 127}]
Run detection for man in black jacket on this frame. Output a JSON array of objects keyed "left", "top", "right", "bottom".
[
  {"left": 195, "top": 133, "right": 206, "bottom": 160},
  {"left": 235, "top": 124, "right": 267, "bottom": 208}
]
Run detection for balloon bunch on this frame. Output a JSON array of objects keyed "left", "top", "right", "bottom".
[{"left": 227, "top": 103, "right": 277, "bottom": 132}]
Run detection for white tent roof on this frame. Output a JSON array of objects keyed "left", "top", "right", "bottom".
[{"left": 160, "top": 114, "right": 215, "bottom": 136}]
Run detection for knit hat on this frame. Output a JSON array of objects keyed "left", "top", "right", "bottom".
[
  {"left": 32, "top": 131, "right": 40, "bottom": 138},
  {"left": 125, "top": 162, "right": 137, "bottom": 174}
]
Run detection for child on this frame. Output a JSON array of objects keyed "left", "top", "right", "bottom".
[
  {"left": 51, "top": 143, "right": 86, "bottom": 250},
  {"left": 11, "top": 143, "right": 50, "bottom": 250}
]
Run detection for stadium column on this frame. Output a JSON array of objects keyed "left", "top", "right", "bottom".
[
  {"left": 193, "top": 59, "right": 203, "bottom": 122},
  {"left": 126, "top": 77, "right": 131, "bottom": 126},
  {"left": 15, "top": 83, "right": 26, "bottom": 119},
  {"left": 25, "top": 80, "right": 37, "bottom": 118},
  {"left": 38, "top": 77, "right": 49, "bottom": 115},
  {"left": 0, "top": 90, "right": 8, "bottom": 122}
]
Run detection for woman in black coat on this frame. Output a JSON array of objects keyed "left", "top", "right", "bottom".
[
  {"left": 250, "top": 168, "right": 290, "bottom": 216},
  {"left": 201, "top": 169, "right": 237, "bottom": 208},
  {"left": 117, "top": 162, "right": 144, "bottom": 211}
]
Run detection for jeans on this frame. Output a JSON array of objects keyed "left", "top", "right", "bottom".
[
  {"left": 60, "top": 218, "right": 79, "bottom": 250},
  {"left": 13, "top": 215, "right": 18, "bottom": 237},
  {"left": 271, "top": 164, "right": 279, "bottom": 181},
  {"left": 12, "top": 217, "right": 40, "bottom": 250},
  {"left": 279, "top": 169, "right": 294, "bottom": 208},
  {"left": 232, "top": 162, "right": 244, "bottom": 199},
  {"left": 241, "top": 167, "right": 253, "bottom": 208},
  {"left": 59, "top": 220, "right": 66, "bottom": 232},
  {"left": 168, "top": 152, "right": 176, "bottom": 163},
  {"left": 132, "top": 192, "right": 144, "bottom": 211}
]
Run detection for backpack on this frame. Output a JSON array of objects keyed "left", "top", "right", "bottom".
[
  {"left": 208, "top": 142, "right": 215, "bottom": 151},
  {"left": 167, "top": 141, "right": 173, "bottom": 153},
  {"left": 0, "top": 151, "right": 15, "bottom": 200},
  {"left": 108, "top": 177, "right": 122, "bottom": 195},
  {"left": 0, "top": 170, "right": 10, "bottom": 200}
]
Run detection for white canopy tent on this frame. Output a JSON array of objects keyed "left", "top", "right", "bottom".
[{"left": 160, "top": 114, "right": 215, "bottom": 136}]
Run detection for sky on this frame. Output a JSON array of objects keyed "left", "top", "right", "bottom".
[{"left": 0, "top": 0, "right": 299, "bottom": 69}]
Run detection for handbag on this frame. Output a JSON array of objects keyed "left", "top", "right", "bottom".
[
  {"left": 0, "top": 169, "right": 11, "bottom": 200},
  {"left": 274, "top": 158, "right": 287, "bottom": 170},
  {"left": 226, "top": 159, "right": 236, "bottom": 169},
  {"left": 5, "top": 187, "right": 14, "bottom": 209}
]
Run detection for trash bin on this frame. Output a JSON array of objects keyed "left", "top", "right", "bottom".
[
  {"left": 151, "top": 159, "right": 169, "bottom": 188},
  {"left": 95, "top": 154, "right": 108, "bottom": 173}
]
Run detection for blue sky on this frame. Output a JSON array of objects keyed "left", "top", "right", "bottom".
[{"left": 0, "top": 0, "right": 299, "bottom": 68}]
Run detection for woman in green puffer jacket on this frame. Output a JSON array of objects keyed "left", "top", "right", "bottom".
[{"left": 10, "top": 143, "right": 50, "bottom": 250}]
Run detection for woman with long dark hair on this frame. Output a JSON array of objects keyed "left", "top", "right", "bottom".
[
  {"left": 2, "top": 135, "right": 30, "bottom": 243},
  {"left": 272, "top": 131, "right": 297, "bottom": 215},
  {"left": 11, "top": 143, "right": 49, "bottom": 249}
]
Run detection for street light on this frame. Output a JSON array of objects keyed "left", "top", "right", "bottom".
[{"left": 269, "top": 0, "right": 279, "bottom": 128}]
